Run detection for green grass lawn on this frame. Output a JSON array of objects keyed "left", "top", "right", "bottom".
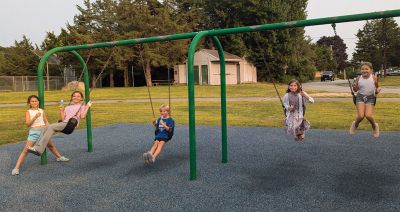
[
  {"left": 1, "top": 100, "right": 399, "bottom": 146},
  {"left": 1, "top": 82, "right": 398, "bottom": 105},
  {"left": 378, "top": 76, "right": 400, "bottom": 86},
  {"left": 0, "top": 83, "right": 290, "bottom": 104}
]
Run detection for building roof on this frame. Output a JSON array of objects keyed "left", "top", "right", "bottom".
[{"left": 200, "top": 49, "right": 242, "bottom": 61}]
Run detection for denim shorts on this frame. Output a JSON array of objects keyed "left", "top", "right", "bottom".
[
  {"left": 154, "top": 138, "right": 169, "bottom": 143},
  {"left": 27, "top": 128, "right": 43, "bottom": 142},
  {"left": 356, "top": 93, "right": 376, "bottom": 105}
]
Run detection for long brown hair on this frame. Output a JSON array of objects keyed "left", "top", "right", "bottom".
[{"left": 286, "top": 79, "right": 302, "bottom": 93}]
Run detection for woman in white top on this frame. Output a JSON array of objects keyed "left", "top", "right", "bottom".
[
  {"left": 349, "top": 62, "right": 381, "bottom": 137},
  {"left": 11, "top": 95, "right": 69, "bottom": 176}
]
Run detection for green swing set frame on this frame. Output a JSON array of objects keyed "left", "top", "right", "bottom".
[{"left": 36, "top": 9, "right": 400, "bottom": 180}]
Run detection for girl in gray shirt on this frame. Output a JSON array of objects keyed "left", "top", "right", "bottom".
[{"left": 349, "top": 62, "right": 381, "bottom": 137}]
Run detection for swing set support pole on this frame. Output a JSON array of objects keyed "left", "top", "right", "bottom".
[
  {"left": 71, "top": 51, "right": 93, "bottom": 152},
  {"left": 187, "top": 31, "right": 208, "bottom": 180},
  {"left": 187, "top": 34, "right": 228, "bottom": 180},
  {"left": 212, "top": 36, "right": 228, "bottom": 163},
  {"left": 38, "top": 50, "right": 92, "bottom": 164}
]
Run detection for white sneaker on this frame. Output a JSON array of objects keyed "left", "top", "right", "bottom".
[
  {"left": 349, "top": 121, "right": 357, "bottom": 134},
  {"left": 373, "top": 123, "right": 380, "bottom": 138},
  {"left": 143, "top": 153, "right": 149, "bottom": 164},
  {"left": 149, "top": 154, "right": 156, "bottom": 164},
  {"left": 11, "top": 168, "right": 19, "bottom": 176},
  {"left": 57, "top": 156, "right": 70, "bottom": 162}
]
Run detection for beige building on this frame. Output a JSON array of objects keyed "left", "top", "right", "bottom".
[{"left": 174, "top": 49, "right": 257, "bottom": 85}]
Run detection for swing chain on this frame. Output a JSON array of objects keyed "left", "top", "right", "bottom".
[
  {"left": 72, "top": 49, "right": 93, "bottom": 92},
  {"left": 139, "top": 44, "right": 156, "bottom": 118},
  {"left": 254, "top": 32, "right": 286, "bottom": 116},
  {"left": 92, "top": 47, "right": 116, "bottom": 88},
  {"left": 331, "top": 23, "right": 337, "bottom": 36}
]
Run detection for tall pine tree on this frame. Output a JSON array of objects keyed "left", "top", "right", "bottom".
[{"left": 353, "top": 18, "right": 400, "bottom": 72}]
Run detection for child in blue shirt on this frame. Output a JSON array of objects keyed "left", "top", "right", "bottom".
[{"left": 143, "top": 104, "right": 175, "bottom": 164}]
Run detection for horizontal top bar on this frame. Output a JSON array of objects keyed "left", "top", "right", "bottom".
[{"left": 40, "top": 9, "right": 400, "bottom": 63}]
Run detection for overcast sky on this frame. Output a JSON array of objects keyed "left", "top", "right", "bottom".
[
  {"left": 0, "top": 0, "right": 399, "bottom": 58},
  {"left": 305, "top": 0, "right": 400, "bottom": 58}
]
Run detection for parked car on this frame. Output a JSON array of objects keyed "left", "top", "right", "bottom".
[
  {"left": 321, "top": 70, "right": 335, "bottom": 81},
  {"left": 386, "top": 69, "right": 400, "bottom": 76}
]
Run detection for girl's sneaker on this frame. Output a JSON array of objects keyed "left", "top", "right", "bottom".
[
  {"left": 11, "top": 168, "right": 19, "bottom": 176},
  {"left": 294, "top": 134, "right": 305, "bottom": 142},
  {"left": 349, "top": 121, "right": 357, "bottom": 134},
  {"left": 57, "top": 156, "right": 70, "bottom": 162},
  {"left": 373, "top": 123, "right": 380, "bottom": 138},
  {"left": 143, "top": 152, "right": 149, "bottom": 164},
  {"left": 149, "top": 154, "right": 156, "bottom": 164}
]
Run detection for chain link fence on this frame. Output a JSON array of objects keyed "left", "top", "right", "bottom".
[
  {"left": 0, "top": 65, "right": 78, "bottom": 92},
  {"left": 0, "top": 76, "right": 76, "bottom": 92}
]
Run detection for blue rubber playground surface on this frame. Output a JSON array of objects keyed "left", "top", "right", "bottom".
[{"left": 1, "top": 123, "right": 400, "bottom": 211}]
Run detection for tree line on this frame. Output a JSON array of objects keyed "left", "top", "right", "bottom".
[{"left": 0, "top": 0, "right": 399, "bottom": 86}]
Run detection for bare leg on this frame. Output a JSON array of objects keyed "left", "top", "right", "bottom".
[
  {"left": 364, "top": 104, "right": 377, "bottom": 129},
  {"left": 14, "top": 139, "right": 64, "bottom": 170},
  {"left": 354, "top": 103, "right": 366, "bottom": 127},
  {"left": 47, "top": 140, "right": 62, "bottom": 158},
  {"left": 149, "top": 141, "right": 159, "bottom": 155},
  {"left": 14, "top": 141, "right": 34, "bottom": 170},
  {"left": 153, "top": 141, "right": 166, "bottom": 158},
  {"left": 33, "top": 122, "right": 67, "bottom": 154},
  {"left": 145, "top": 141, "right": 165, "bottom": 164}
]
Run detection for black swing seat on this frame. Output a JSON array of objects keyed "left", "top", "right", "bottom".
[
  {"left": 60, "top": 117, "right": 79, "bottom": 134},
  {"left": 59, "top": 102, "right": 84, "bottom": 135},
  {"left": 155, "top": 128, "right": 174, "bottom": 141}
]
